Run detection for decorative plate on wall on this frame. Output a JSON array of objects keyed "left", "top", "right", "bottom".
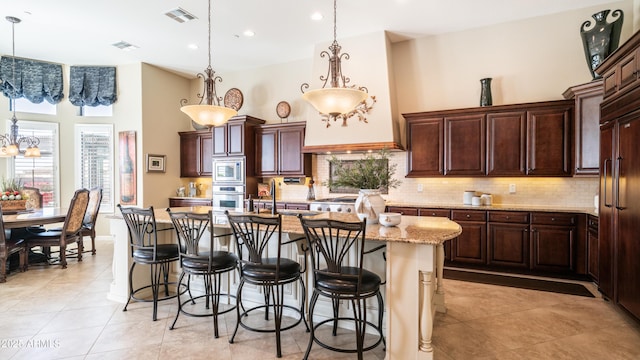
[
  {"left": 224, "top": 88, "right": 244, "bottom": 111},
  {"left": 276, "top": 101, "right": 291, "bottom": 120}
]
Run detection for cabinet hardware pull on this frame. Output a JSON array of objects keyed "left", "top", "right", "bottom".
[
  {"left": 506, "top": 216, "right": 510, "bottom": 220},
  {"left": 551, "top": 218, "right": 555, "bottom": 221},
  {"left": 603, "top": 158, "right": 612, "bottom": 208},
  {"left": 615, "top": 156, "right": 626, "bottom": 210},
  {"left": 466, "top": 214, "right": 470, "bottom": 218}
]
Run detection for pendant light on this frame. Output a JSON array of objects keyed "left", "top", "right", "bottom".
[
  {"left": 301, "top": 0, "right": 370, "bottom": 127},
  {"left": 180, "top": 0, "right": 237, "bottom": 128},
  {"left": 0, "top": 16, "right": 41, "bottom": 158}
]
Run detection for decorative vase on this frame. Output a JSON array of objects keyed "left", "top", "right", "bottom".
[
  {"left": 480, "top": 78, "right": 492, "bottom": 106},
  {"left": 355, "top": 189, "right": 386, "bottom": 224},
  {"left": 580, "top": 9, "right": 624, "bottom": 79}
]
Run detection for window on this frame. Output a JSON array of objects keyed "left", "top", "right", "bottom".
[
  {"left": 80, "top": 105, "right": 112, "bottom": 117},
  {"left": 9, "top": 121, "right": 60, "bottom": 207},
  {"left": 14, "top": 97, "right": 57, "bottom": 115},
  {"left": 75, "top": 124, "right": 114, "bottom": 213}
]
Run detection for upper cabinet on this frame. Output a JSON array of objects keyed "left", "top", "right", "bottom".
[
  {"left": 179, "top": 129, "right": 213, "bottom": 177},
  {"left": 563, "top": 80, "right": 603, "bottom": 176},
  {"left": 212, "top": 115, "right": 265, "bottom": 157},
  {"left": 404, "top": 100, "right": 574, "bottom": 177},
  {"left": 255, "top": 121, "right": 312, "bottom": 177}
]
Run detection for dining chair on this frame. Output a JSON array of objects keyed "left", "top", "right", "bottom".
[
  {"left": 117, "top": 204, "right": 180, "bottom": 321},
  {"left": 22, "top": 186, "right": 43, "bottom": 210},
  {"left": 24, "top": 188, "right": 90, "bottom": 269},
  {"left": 80, "top": 187, "right": 103, "bottom": 255},
  {"left": 225, "top": 211, "right": 309, "bottom": 358},
  {"left": 0, "top": 204, "right": 27, "bottom": 283},
  {"left": 298, "top": 215, "right": 385, "bottom": 360},
  {"left": 167, "top": 209, "right": 237, "bottom": 337}
]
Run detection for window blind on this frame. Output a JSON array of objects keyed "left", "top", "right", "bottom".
[{"left": 75, "top": 124, "right": 114, "bottom": 212}]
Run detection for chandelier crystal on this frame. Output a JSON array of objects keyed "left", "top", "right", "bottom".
[
  {"left": 1, "top": 16, "right": 41, "bottom": 158},
  {"left": 180, "top": 0, "right": 237, "bottom": 128},
  {"left": 301, "top": 0, "right": 374, "bottom": 127}
]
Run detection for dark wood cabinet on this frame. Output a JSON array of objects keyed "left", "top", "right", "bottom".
[
  {"left": 598, "top": 122, "right": 615, "bottom": 297},
  {"left": 587, "top": 215, "right": 599, "bottom": 282},
  {"left": 450, "top": 210, "right": 487, "bottom": 265},
  {"left": 563, "top": 80, "right": 603, "bottom": 176},
  {"left": 385, "top": 206, "right": 419, "bottom": 216},
  {"left": 526, "top": 105, "right": 573, "bottom": 176},
  {"left": 530, "top": 212, "right": 577, "bottom": 273},
  {"left": 256, "top": 122, "right": 311, "bottom": 177},
  {"left": 404, "top": 100, "right": 573, "bottom": 177},
  {"left": 487, "top": 112, "right": 526, "bottom": 176},
  {"left": 211, "top": 116, "right": 265, "bottom": 178},
  {"left": 405, "top": 117, "right": 444, "bottom": 176},
  {"left": 445, "top": 114, "right": 485, "bottom": 175},
  {"left": 487, "top": 211, "right": 530, "bottom": 269},
  {"left": 179, "top": 129, "right": 213, "bottom": 177}
]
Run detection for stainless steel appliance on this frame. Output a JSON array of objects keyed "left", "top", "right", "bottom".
[
  {"left": 212, "top": 184, "right": 245, "bottom": 210},
  {"left": 309, "top": 196, "right": 357, "bottom": 213},
  {"left": 212, "top": 157, "right": 245, "bottom": 184}
]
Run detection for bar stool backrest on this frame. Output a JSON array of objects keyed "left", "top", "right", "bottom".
[
  {"left": 117, "top": 205, "right": 159, "bottom": 260},
  {"left": 226, "top": 212, "right": 282, "bottom": 275}
]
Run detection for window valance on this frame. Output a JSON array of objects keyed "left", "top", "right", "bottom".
[
  {"left": 69, "top": 66, "right": 117, "bottom": 107},
  {"left": 0, "top": 56, "right": 64, "bottom": 104}
]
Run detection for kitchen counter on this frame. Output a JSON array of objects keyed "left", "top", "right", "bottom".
[
  {"left": 386, "top": 201, "right": 598, "bottom": 216},
  {"left": 108, "top": 206, "right": 461, "bottom": 360}
]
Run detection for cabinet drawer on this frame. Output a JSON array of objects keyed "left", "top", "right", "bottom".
[
  {"left": 451, "top": 210, "right": 486, "bottom": 222},
  {"left": 386, "top": 206, "right": 419, "bottom": 216},
  {"left": 285, "top": 203, "right": 309, "bottom": 210},
  {"left": 419, "top": 208, "right": 450, "bottom": 217},
  {"left": 488, "top": 211, "right": 529, "bottom": 223},
  {"left": 531, "top": 212, "right": 577, "bottom": 226},
  {"left": 587, "top": 215, "right": 598, "bottom": 231}
]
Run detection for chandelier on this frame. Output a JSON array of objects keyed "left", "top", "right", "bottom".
[
  {"left": 301, "top": 0, "right": 375, "bottom": 127},
  {"left": 180, "top": 0, "right": 237, "bottom": 128},
  {"left": 0, "top": 16, "right": 40, "bottom": 158}
]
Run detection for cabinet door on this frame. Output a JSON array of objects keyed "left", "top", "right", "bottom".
[
  {"left": 530, "top": 225, "right": 575, "bottom": 272},
  {"left": 199, "top": 132, "right": 213, "bottom": 176},
  {"left": 526, "top": 106, "right": 572, "bottom": 176},
  {"left": 618, "top": 50, "right": 639, "bottom": 95},
  {"left": 587, "top": 216, "right": 599, "bottom": 282},
  {"left": 407, "top": 118, "right": 444, "bottom": 176},
  {"left": 451, "top": 221, "right": 487, "bottom": 264},
  {"left": 256, "top": 129, "right": 278, "bottom": 176},
  {"left": 445, "top": 114, "right": 486, "bottom": 175},
  {"left": 486, "top": 111, "right": 526, "bottom": 176},
  {"left": 212, "top": 125, "right": 227, "bottom": 156},
  {"left": 278, "top": 126, "right": 308, "bottom": 176},
  {"left": 598, "top": 123, "right": 615, "bottom": 297},
  {"left": 180, "top": 132, "right": 200, "bottom": 178},
  {"left": 488, "top": 223, "right": 529, "bottom": 268},
  {"left": 227, "top": 122, "right": 245, "bottom": 156},
  {"left": 616, "top": 116, "right": 640, "bottom": 320},
  {"left": 573, "top": 85, "right": 603, "bottom": 175}
]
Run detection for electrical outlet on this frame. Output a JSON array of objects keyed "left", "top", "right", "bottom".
[
  {"left": 509, "top": 184, "right": 516, "bottom": 194},
  {"left": 417, "top": 184, "right": 423, "bottom": 192}
]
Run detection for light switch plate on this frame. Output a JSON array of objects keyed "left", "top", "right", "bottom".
[
  {"left": 509, "top": 184, "right": 516, "bottom": 194},
  {"left": 417, "top": 184, "right": 423, "bottom": 192}
]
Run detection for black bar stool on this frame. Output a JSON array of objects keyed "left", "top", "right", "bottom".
[
  {"left": 118, "top": 205, "right": 179, "bottom": 321},
  {"left": 298, "top": 215, "right": 385, "bottom": 360},
  {"left": 226, "top": 211, "right": 309, "bottom": 358},
  {"left": 167, "top": 209, "right": 237, "bottom": 338}
]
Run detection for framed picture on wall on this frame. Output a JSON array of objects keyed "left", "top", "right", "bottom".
[
  {"left": 118, "top": 131, "right": 137, "bottom": 205},
  {"left": 146, "top": 154, "right": 166, "bottom": 173}
]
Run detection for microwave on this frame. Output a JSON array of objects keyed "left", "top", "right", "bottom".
[{"left": 213, "top": 158, "right": 245, "bottom": 184}]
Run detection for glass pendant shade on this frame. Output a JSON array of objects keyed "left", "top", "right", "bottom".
[
  {"left": 302, "top": 87, "right": 367, "bottom": 117},
  {"left": 6, "top": 144, "right": 19, "bottom": 157},
  {"left": 180, "top": 104, "right": 237, "bottom": 128}
]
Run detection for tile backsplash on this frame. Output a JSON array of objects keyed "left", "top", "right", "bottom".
[{"left": 276, "top": 152, "right": 599, "bottom": 209}]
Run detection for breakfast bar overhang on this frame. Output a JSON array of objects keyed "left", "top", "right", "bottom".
[{"left": 107, "top": 208, "right": 462, "bottom": 360}]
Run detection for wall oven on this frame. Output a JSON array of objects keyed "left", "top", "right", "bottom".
[
  {"left": 212, "top": 185, "right": 245, "bottom": 210},
  {"left": 213, "top": 157, "right": 245, "bottom": 184}
]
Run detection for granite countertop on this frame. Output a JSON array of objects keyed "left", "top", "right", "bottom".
[
  {"left": 154, "top": 207, "right": 462, "bottom": 246},
  {"left": 169, "top": 196, "right": 212, "bottom": 200},
  {"left": 385, "top": 201, "right": 599, "bottom": 216}
]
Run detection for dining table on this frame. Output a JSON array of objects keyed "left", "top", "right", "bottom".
[{"left": 2, "top": 207, "right": 67, "bottom": 229}]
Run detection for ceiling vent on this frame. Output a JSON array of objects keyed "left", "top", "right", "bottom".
[
  {"left": 112, "top": 41, "right": 139, "bottom": 51},
  {"left": 165, "top": 8, "right": 197, "bottom": 23}
]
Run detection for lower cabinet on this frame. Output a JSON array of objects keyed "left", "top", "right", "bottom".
[
  {"left": 530, "top": 212, "right": 577, "bottom": 273},
  {"left": 587, "top": 215, "right": 599, "bottom": 282},
  {"left": 169, "top": 198, "right": 213, "bottom": 207},
  {"left": 487, "top": 211, "right": 530, "bottom": 269},
  {"left": 450, "top": 210, "right": 487, "bottom": 265}
]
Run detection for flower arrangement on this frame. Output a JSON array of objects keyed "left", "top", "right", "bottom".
[{"left": 324, "top": 149, "right": 401, "bottom": 191}]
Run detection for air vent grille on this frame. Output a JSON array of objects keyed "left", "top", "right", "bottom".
[
  {"left": 112, "top": 41, "right": 139, "bottom": 51},
  {"left": 165, "top": 8, "right": 197, "bottom": 23}
]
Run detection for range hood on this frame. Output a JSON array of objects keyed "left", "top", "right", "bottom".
[{"left": 302, "top": 31, "right": 404, "bottom": 154}]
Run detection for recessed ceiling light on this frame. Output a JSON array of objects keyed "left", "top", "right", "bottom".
[
  {"left": 188, "top": 43, "right": 198, "bottom": 50},
  {"left": 311, "top": 12, "right": 323, "bottom": 21},
  {"left": 243, "top": 30, "right": 255, "bottom": 37}
]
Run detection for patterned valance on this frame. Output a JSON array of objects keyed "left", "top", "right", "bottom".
[
  {"left": 0, "top": 56, "right": 64, "bottom": 104},
  {"left": 69, "top": 66, "right": 117, "bottom": 107}
]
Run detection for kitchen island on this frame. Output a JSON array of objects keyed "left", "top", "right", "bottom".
[{"left": 108, "top": 207, "right": 461, "bottom": 360}]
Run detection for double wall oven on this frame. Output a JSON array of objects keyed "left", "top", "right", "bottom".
[{"left": 212, "top": 157, "right": 246, "bottom": 210}]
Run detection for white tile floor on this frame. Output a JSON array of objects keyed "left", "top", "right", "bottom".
[{"left": 1, "top": 239, "right": 640, "bottom": 359}]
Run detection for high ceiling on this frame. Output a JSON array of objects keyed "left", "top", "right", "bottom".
[{"left": 0, "top": 0, "right": 619, "bottom": 78}]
